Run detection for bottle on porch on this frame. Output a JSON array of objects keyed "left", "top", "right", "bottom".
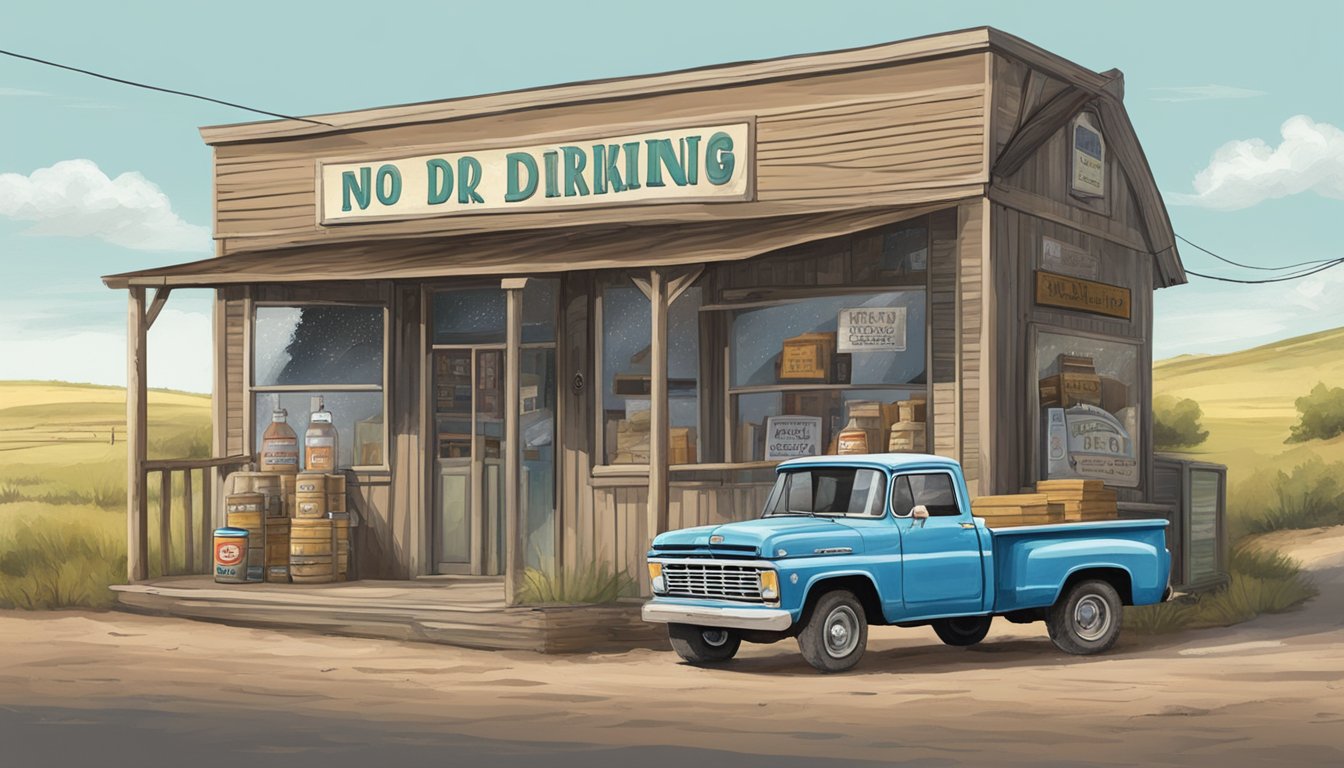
[
  {"left": 260, "top": 407, "right": 299, "bottom": 474},
  {"left": 304, "top": 396, "right": 339, "bottom": 472}
]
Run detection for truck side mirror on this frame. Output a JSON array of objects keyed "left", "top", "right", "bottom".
[{"left": 910, "top": 505, "right": 929, "bottom": 527}]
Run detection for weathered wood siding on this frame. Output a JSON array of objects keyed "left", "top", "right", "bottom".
[
  {"left": 985, "top": 57, "right": 1157, "bottom": 500},
  {"left": 211, "top": 54, "right": 989, "bottom": 255},
  {"left": 928, "top": 209, "right": 959, "bottom": 459},
  {"left": 221, "top": 289, "right": 247, "bottom": 456}
]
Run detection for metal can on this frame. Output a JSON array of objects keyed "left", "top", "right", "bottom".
[{"left": 213, "top": 527, "right": 249, "bottom": 583}]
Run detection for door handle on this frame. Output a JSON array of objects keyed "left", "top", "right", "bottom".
[{"left": 960, "top": 523, "right": 976, "bottom": 529}]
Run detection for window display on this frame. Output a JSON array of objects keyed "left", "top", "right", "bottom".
[
  {"left": 1036, "top": 331, "right": 1140, "bottom": 487},
  {"left": 252, "top": 305, "right": 386, "bottom": 469}
]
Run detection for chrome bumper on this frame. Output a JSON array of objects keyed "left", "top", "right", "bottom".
[{"left": 641, "top": 601, "right": 793, "bottom": 631}]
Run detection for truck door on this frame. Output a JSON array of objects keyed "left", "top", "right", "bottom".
[{"left": 892, "top": 471, "right": 985, "bottom": 617}]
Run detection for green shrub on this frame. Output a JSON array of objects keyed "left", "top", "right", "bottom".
[
  {"left": 517, "top": 561, "right": 635, "bottom": 605},
  {"left": 1286, "top": 382, "right": 1344, "bottom": 443},
  {"left": 1244, "top": 459, "right": 1344, "bottom": 535},
  {"left": 1153, "top": 395, "right": 1209, "bottom": 449},
  {"left": 0, "top": 517, "right": 125, "bottom": 610}
]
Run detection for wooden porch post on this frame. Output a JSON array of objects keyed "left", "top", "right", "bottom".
[
  {"left": 126, "top": 287, "right": 149, "bottom": 582},
  {"left": 502, "top": 278, "right": 527, "bottom": 605},
  {"left": 647, "top": 269, "right": 670, "bottom": 543}
]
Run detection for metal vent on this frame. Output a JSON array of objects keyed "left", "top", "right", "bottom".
[{"left": 662, "top": 561, "right": 764, "bottom": 603}]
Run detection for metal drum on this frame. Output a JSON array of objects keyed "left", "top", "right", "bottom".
[{"left": 213, "top": 527, "right": 249, "bottom": 583}]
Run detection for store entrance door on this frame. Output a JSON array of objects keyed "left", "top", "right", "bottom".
[{"left": 432, "top": 347, "right": 505, "bottom": 575}]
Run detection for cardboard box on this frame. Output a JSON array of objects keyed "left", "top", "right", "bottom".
[
  {"left": 887, "top": 421, "right": 926, "bottom": 452},
  {"left": 779, "top": 332, "right": 836, "bottom": 381},
  {"left": 897, "top": 399, "right": 927, "bottom": 423}
]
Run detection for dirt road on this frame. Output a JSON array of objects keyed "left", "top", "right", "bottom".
[{"left": 2, "top": 528, "right": 1342, "bottom": 767}]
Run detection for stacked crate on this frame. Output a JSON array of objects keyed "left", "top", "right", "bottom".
[
  {"left": 1036, "top": 479, "right": 1118, "bottom": 521},
  {"left": 970, "top": 493, "right": 1063, "bottom": 527},
  {"left": 887, "top": 397, "right": 927, "bottom": 452}
]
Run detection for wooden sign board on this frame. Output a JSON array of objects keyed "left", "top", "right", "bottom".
[{"left": 1035, "top": 271, "right": 1131, "bottom": 320}]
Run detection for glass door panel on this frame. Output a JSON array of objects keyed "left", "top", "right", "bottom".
[{"left": 433, "top": 349, "right": 475, "bottom": 572}]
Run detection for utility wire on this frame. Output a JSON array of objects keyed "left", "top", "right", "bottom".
[
  {"left": 1176, "top": 233, "right": 1337, "bottom": 272},
  {"left": 0, "top": 47, "right": 332, "bottom": 126},
  {"left": 1183, "top": 259, "right": 1344, "bottom": 284}
]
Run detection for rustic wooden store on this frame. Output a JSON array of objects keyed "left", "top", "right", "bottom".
[{"left": 103, "top": 27, "right": 1224, "bottom": 649}]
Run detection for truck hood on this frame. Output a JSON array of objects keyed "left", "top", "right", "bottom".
[{"left": 651, "top": 516, "right": 865, "bottom": 559}]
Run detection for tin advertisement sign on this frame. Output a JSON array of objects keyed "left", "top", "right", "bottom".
[
  {"left": 764, "top": 416, "right": 822, "bottom": 460},
  {"left": 1046, "top": 405, "right": 1139, "bottom": 487},
  {"left": 1041, "top": 236, "right": 1100, "bottom": 280},
  {"left": 319, "top": 122, "right": 752, "bottom": 223},
  {"left": 1070, "top": 113, "right": 1105, "bottom": 198},
  {"left": 837, "top": 307, "right": 907, "bottom": 352}
]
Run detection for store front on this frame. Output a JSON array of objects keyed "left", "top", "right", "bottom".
[{"left": 106, "top": 27, "right": 1198, "bottom": 621}]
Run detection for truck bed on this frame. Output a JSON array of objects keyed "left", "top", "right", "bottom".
[{"left": 986, "top": 519, "right": 1170, "bottom": 614}]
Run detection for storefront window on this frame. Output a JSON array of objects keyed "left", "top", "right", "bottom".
[
  {"left": 598, "top": 275, "right": 701, "bottom": 465},
  {"left": 1036, "top": 331, "right": 1140, "bottom": 487},
  {"left": 729, "top": 291, "right": 926, "bottom": 461},
  {"left": 252, "top": 305, "right": 386, "bottom": 469}
]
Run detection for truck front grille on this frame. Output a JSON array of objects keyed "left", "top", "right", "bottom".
[{"left": 663, "top": 562, "right": 764, "bottom": 603}]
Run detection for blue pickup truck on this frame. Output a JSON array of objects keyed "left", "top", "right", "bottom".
[{"left": 642, "top": 454, "right": 1171, "bottom": 672}]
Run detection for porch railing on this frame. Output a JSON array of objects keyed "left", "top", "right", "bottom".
[{"left": 132, "top": 455, "right": 252, "bottom": 580}]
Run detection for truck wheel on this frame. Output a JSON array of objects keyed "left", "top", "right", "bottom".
[
  {"left": 1047, "top": 580, "right": 1122, "bottom": 655},
  {"left": 798, "top": 590, "right": 868, "bottom": 673},
  {"left": 932, "top": 616, "right": 992, "bottom": 646},
  {"left": 667, "top": 624, "right": 741, "bottom": 665}
]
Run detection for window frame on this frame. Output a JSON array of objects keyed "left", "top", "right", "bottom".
[
  {"left": 890, "top": 470, "right": 963, "bottom": 518},
  {"left": 249, "top": 300, "right": 391, "bottom": 473},
  {"left": 762, "top": 466, "right": 889, "bottom": 519}
]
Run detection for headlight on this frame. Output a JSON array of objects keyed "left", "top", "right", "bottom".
[
  {"left": 758, "top": 570, "right": 780, "bottom": 603},
  {"left": 648, "top": 562, "right": 667, "bottom": 594}
]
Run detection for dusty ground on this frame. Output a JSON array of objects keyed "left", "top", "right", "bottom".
[{"left": 2, "top": 528, "right": 1342, "bottom": 767}]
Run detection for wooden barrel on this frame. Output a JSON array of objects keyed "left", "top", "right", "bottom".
[
  {"left": 225, "top": 493, "right": 266, "bottom": 581},
  {"left": 289, "top": 518, "right": 349, "bottom": 583},
  {"left": 279, "top": 474, "right": 296, "bottom": 519},
  {"left": 264, "top": 519, "right": 291, "bottom": 582},
  {"left": 294, "top": 472, "right": 327, "bottom": 494}
]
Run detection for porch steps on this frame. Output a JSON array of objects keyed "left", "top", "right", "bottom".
[{"left": 111, "top": 576, "right": 665, "bottom": 654}]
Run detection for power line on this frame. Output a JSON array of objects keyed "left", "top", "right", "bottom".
[
  {"left": 1183, "top": 259, "right": 1344, "bottom": 284},
  {"left": 1176, "top": 233, "right": 1336, "bottom": 272},
  {"left": 0, "top": 47, "right": 332, "bottom": 126}
]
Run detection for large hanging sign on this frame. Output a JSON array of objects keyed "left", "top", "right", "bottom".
[
  {"left": 1070, "top": 113, "right": 1106, "bottom": 198},
  {"left": 318, "top": 122, "right": 753, "bottom": 224},
  {"left": 1035, "top": 270, "right": 1131, "bottom": 320},
  {"left": 837, "top": 307, "right": 907, "bottom": 352}
]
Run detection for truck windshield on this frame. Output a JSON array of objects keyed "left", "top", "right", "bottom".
[{"left": 763, "top": 468, "right": 887, "bottom": 517}]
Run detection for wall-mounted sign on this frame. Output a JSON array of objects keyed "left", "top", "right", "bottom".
[
  {"left": 1035, "top": 270, "right": 1131, "bottom": 320},
  {"left": 1070, "top": 113, "right": 1106, "bottom": 199},
  {"left": 764, "top": 416, "right": 822, "bottom": 460},
  {"left": 837, "top": 307, "right": 907, "bottom": 352},
  {"left": 319, "top": 122, "right": 753, "bottom": 224},
  {"left": 1046, "top": 406, "right": 1138, "bottom": 487},
  {"left": 1041, "top": 236, "right": 1099, "bottom": 280}
]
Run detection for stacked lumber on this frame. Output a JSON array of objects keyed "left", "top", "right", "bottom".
[
  {"left": 970, "top": 493, "right": 1064, "bottom": 528},
  {"left": 1035, "top": 479, "right": 1118, "bottom": 521}
]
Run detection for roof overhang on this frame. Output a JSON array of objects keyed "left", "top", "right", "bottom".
[{"left": 101, "top": 203, "right": 959, "bottom": 289}]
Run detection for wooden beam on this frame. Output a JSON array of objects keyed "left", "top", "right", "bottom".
[
  {"left": 182, "top": 469, "right": 194, "bottom": 574},
  {"left": 159, "top": 471, "right": 172, "bottom": 576},
  {"left": 991, "top": 85, "right": 1095, "bottom": 179},
  {"left": 200, "top": 469, "right": 213, "bottom": 575},
  {"left": 126, "top": 288, "right": 150, "bottom": 583},
  {"left": 502, "top": 278, "right": 526, "bottom": 605},
  {"left": 647, "top": 269, "right": 670, "bottom": 546},
  {"left": 666, "top": 265, "right": 704, "bottom": 305},
  {"left": 144, "top": 287, "right": 171, "bottom": 329}
]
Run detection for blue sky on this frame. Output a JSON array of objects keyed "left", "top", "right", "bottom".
[{"left": 1, "top": 0, "right": 1340, "bottom": 393}]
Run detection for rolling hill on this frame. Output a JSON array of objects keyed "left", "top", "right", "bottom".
[{"left": 1153, "top": 326, "right": 1344, "bottom": 484}]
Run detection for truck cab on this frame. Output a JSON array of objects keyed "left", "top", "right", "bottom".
[{"left": 643, "top": 454, "right": 1171, "bottom": 672}]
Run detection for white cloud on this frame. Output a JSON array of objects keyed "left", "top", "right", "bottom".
[
  {"left": 0, "top": 86, "right": 45, "bottom": 96},
  {"left": 0, "top": 159, "right": 210, "bottom": 251},
  {"left": 1169, "top": 115, "right": 1344, "bottom": 210},
  {"left": 0, "top": 308, "right": 212, "bottom": 393},
  {"left": 1149, "top": 85, "right": 1267, "bottom": 102}
]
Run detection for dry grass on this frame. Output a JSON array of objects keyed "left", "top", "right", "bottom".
[
  {"left": 517, "top": 561, "right": 636, "bottom": 605},
  {"left": 1124, "top": 545, "right": 1316, "bottom": 634}
]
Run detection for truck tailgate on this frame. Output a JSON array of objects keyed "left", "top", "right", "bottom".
[{"left": 988, "top": 519, "right": 1170, "bottom": 613}]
